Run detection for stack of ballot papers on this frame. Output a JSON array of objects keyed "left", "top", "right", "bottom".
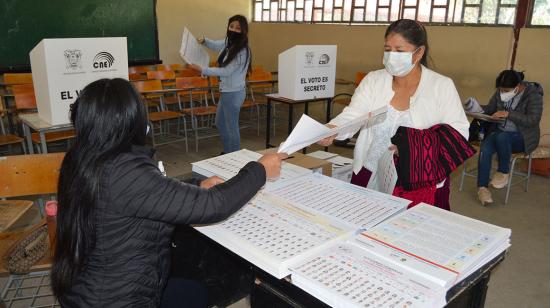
[
  {"left": 191, "top": 151, "right": 511, "bottom": 308},
  {"left": 193, "top": 151, "right": 410, "bottom": 278},
  {"left": 290, "top": 204, "right": 511, "bottom": 308},
  {"left": 191, "top": 149, "right": 312, "bottom": 184}
]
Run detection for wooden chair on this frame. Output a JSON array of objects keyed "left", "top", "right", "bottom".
[
  {"left": 0, "top": 98, "right": 25, "bottom": 155},
  {"left": 12, "top": 87, "right": 75, "bottom": 153},
  {"left": 133, "top": 80, "right": 188, "bottom": 149},
  {"left": 0, "top": 153, "right": 63, "bottom": 201},
  {"left": 3, "top": 73, "right": 33, "bottom": 86},
  {"left": 129, "top": 72, "right": 147, "bottom": 81},
  {"left": 156, "top": 64, "right": 170, "bottom": 71},
  {"left": 146, "top": 70, "right": 176, "bottom": 89},
  {"left": 175, "top": 68, "right": 201, "bottom": 78},
  {"left": 169, "top": 63, "right": 184, "bottom": 71},
  {"left": 331, "top": 71, "right": 368, "bottom": 118},
  {"left": 355, "top": 71, "right": 367, "bottom": 87},
  {"left": 176, "top": 77, "right": 217, "bottom": 151},
  {"left": 207, "top": 76, "right": 220, "bottom": 104},
  {"left": 128, "top": 65, "right": 152, "bottom": 74},
  {"left": 132, "top": 79, "right": 163, "bottom": 111},
  {"left": 0, "top": 153, "right": 63, "bottom": 280},
  {"left": 246, "top": 71, "right": 276, "bottom": 135}
]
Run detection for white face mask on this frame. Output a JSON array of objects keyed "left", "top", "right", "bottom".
[
  {"left": 500, "top": 87, "right": 518, "bottom": 102},
  {"left": 383, "top": 48, "right": 420, "bottom": 77}
]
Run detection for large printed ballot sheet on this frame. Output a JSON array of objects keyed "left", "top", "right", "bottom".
[
  {"left": 290, "top": 204, "right": 511, "bottom": 308},
  {"left": 179, "top": 27, "right": 209, "bottom": 68}
]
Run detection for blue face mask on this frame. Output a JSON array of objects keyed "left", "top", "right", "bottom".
[{"left": 382, "top": 48, "right": 420, "bottom": 77}]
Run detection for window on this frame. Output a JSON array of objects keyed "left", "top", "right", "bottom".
[
  {"left": 530, "top": 0, "right": 550, "bottom": 25},
  {"left": 252, "top": 0, "right": 519, "bottom": 25}
]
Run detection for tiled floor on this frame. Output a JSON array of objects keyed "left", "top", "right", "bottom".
[{"left": 2, "top": 102, "right": 549, "bottom": 307}]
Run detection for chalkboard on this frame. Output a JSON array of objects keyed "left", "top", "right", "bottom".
[{"left": 0, "top": 0, "right": 160, "bottom": 72}]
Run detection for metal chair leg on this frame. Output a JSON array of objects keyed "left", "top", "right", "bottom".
[
  {"left": 526, "top": 154, "right": 532, "bottom": 192},
  {"left": 504, "top": 157, "right": 518, "bottom": 205},
  {"left": 459, "top": 164, "right": 466, "bottom": 191}
]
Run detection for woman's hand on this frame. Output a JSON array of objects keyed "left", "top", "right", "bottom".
[
  {"left": 317, "top": 124, "right": 338, "bottom": 146},
  {"left": 492, "top": 111, "right": 509, "bottom": 118},
  {"left": 200, "top": 176, "right": 225, "bottom": 189},
  {"left": 258, "top": 153, "right": 287, "bottom": 180},
  {"left": 188, "top": 64, "right": 202, "bottom": 73},
  {"left": 197, "top": 36, "right": 205, "bottom": 44},
  {"left": 388, "top": 144, "right": 399, "bottom": 156}
]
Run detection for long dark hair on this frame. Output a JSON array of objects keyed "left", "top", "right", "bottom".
[
  {"left": 51, "top": 78, "right": 148, "bottom": 298},
  {"left": 221, "top": 14, "right": 252, "bottom": 72},
  {"left": 385, "top": 19, "right": 430, "bottom": 67},
  {"left": 496, "top": 69, "right": 524, "bottom": 88}
]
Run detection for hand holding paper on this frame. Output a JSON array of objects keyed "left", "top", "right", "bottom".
[
  {"left": 277, "top": 106, "right": 387, "bottom": 154},
  {"left": 180, "top": 27, "right": 210, "bottom": 68}
]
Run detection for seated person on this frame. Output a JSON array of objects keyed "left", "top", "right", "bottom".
[
  {"left": 51, "top": 78, "right": 285, "bottom": 307},
  {"left": 476, "top": 69, "right": 543, "bottom": 205}
]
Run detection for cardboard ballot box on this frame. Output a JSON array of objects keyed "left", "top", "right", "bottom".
[
  {"left": 278, "top": 45, "right": 337, "bottom": 101},
  {"left": 30, "top": 37, "right": 128, "bottom": 125},
  {"left": 307, "top": 151, "right": 353, "bottom": 182},
  {"left": 258, "top": 149, "right": 332, "bottom": 177}
]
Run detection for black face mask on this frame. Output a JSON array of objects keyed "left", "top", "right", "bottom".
[{"left": 227, "top": 30, "right": 242, "bottom": 43}]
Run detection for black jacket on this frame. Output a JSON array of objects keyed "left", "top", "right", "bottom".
[
  {"left": 482, "top": 82, "right": 544, "bottom": 153},
  {"left": 59, "top": 146, "right": 266, "bottom": 307}
]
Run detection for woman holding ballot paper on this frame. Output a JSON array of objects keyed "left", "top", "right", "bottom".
[
  {"left": 189, "top": 15, "right": 251, "bottom": 154},
  {"left": 319, "top": 19, "right": 472, "bottom": 210}
]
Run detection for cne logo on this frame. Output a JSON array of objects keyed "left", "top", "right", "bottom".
[
  {"left": 92, "top": 52, "right": 115, "bottom": 69},
  {"left": 319, "top": 54, "right": 330, "bottom": 65}
]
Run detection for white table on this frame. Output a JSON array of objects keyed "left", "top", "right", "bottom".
[{"left": 18, "top": 113, "right": 73, "bottom": 154}]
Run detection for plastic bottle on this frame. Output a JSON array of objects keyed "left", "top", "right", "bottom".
[
  {"left": 478, "top": 126, "right": 485, "bottom": 141},
  {"left": 45, "top": 200, "right": 58, "bottom": 256}
]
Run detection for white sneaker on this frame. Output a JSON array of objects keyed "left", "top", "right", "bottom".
[
  {"left": 478, "top": 187, "right": 493, "bottom": 206},
  {"left": 490, "top": 172, "right": 509, "bottom": 189}
]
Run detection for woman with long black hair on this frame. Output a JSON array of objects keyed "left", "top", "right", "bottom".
[
  {"left": 189, "top": 14, "right": 251, "bottom": 154},
  {"left": 51, "top": 78, "right": 284, "bottom": 307}
]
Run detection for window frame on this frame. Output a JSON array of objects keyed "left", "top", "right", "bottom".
[{"left": 251, "top": 0, "right": 550, "bottom": 28}]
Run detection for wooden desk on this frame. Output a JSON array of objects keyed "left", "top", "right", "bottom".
[
  {"left": 18, "top": 113, "right": 73, "bottom": 154},
  {"left": 264, "top": 94, "right": 332, "bottom": 153}
]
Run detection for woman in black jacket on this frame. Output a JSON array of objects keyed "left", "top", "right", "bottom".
[
  {"left": 477, "top": 70, "right": 543, "bottom": 205},
  {"left": 51, "top": 78, "right": 284, "bottom": 307}
]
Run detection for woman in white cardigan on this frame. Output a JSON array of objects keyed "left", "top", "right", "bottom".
[{"left": 319, "top": 19, "right": 469, "bottom": 210}]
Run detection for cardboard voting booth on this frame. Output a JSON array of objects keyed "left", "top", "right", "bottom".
[
  {"left": 278, "top": 45, "right": 337, "bottom": 101},
  {"left": 30, "top": 37, "right": 129, "bottom": 125}
]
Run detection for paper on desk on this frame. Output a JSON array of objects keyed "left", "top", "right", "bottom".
[
  {"left": 367, "top": 149, "right": 397, "bottom": 194},
  {"left": 277, "top": 106, "right": 388, "bottom": 154},
  {"left": 463, "top": 97, "right": 484, "bottom": 113},
  {"left": 179, "top": 27, "right": 210, "bottom": 68}
]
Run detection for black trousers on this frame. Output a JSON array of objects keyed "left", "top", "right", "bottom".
[{"left": 160, "top": 278, "right": 208, "bottom": 308}]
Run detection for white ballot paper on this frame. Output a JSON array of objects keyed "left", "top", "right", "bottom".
[
  {"left": 179, "top": 27, "right": 210, "bottom": 68},
  {"left": 463, "top": 97, "right": 484, "bottom": 113},
  {"left": 367, "top": 149, "right": 398, "bottom": 194},
  {"left": 278, "top": 106, "right": 387, "bottom": 154}
]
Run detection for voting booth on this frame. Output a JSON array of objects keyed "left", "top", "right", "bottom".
[
  {"left": 30, "top": 37, "right": 129, "bottom": 125},
  {"left": 278, "top": 45, "right": 337, "bottom": 101}
]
